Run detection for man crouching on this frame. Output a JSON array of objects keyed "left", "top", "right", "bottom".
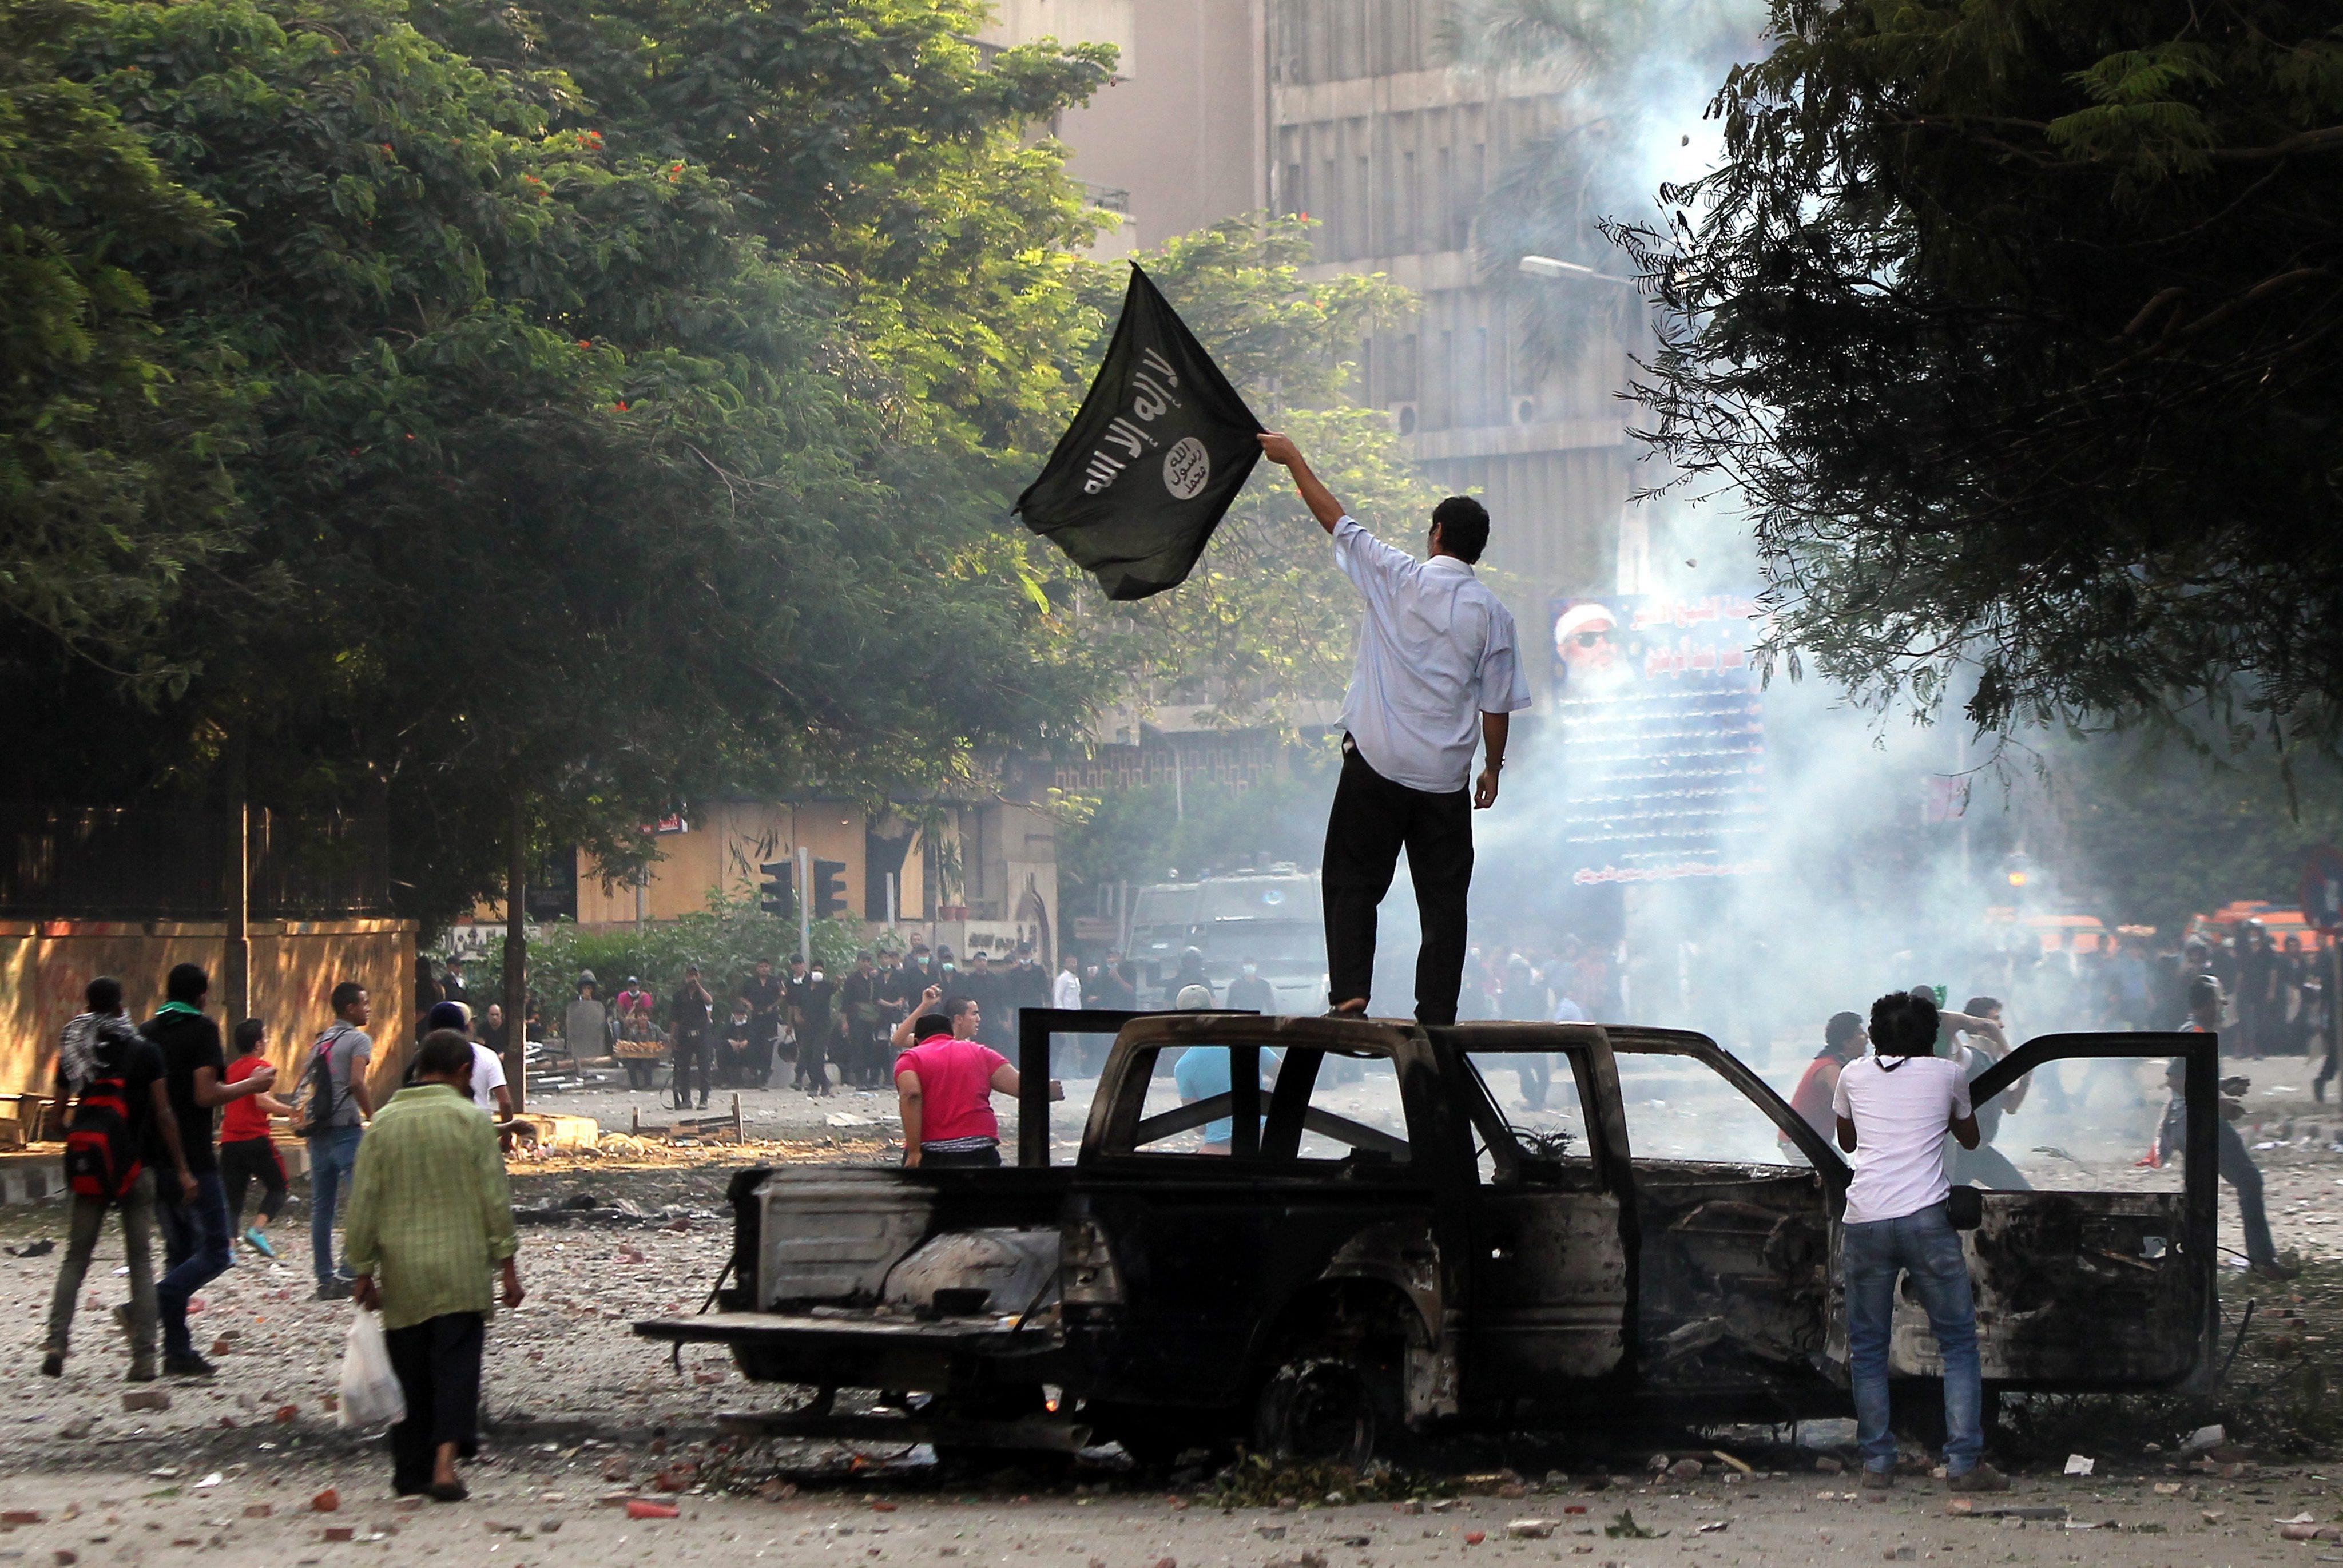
[{"left": 1832, "top": 990, "right": 2006, "bottom": 1491}]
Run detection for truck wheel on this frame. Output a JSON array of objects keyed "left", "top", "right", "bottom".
[{"left": 1253, "top": 1355, "right": 1399, "bottom": 1470}]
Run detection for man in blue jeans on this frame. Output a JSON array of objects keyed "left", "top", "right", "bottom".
[
  {"left": 1832, "top": 989, "right": 2007, "bottom": 1491},
  {"left": 144, "top": 963, "right": 278, "bottom": 1377},
  {"left": 303, "top": 982, "right": 376, "bottom": 1301}
]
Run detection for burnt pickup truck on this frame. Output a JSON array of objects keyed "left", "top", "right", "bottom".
[{"left": 638, "top": 1011, "right": 2220, "bottom": 1463}]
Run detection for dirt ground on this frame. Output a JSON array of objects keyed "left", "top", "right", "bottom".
[{"left": 7, "top": 1050, "right": 2343, "bottom": 1567}]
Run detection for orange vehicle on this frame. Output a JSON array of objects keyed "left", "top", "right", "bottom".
[
  {"left": 2185, "top": 902, "right": 2333, "bottom": 950},
  {"left": 1984, "top": 907, "right": 2120, "bottom": 954}
]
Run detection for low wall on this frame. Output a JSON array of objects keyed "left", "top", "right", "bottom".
[{"left": 0, "top": 919, "right": 418, "bottom": 1105}]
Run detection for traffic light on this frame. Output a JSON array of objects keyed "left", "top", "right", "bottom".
[
  {"left": 812, "top": 859, "right": 848, "bottom": 920},
  {"left": 758, "top": 859, "right": 795, "bottom": 919}
]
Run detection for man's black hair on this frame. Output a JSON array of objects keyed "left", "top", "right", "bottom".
[
  {"left": 331, "top": 980, "right": 366, "bottom": 1013},
  {"left": 941, "top": 994, "right": 978, "bottom": 1020},
  {"left": 165, "top": 962, "right": 209, "bottom": 1003},
  {"left": 415, "top": 1029, "right": 475, "bottom": 1079},
  {"left": 233, "top": 1018, "right": 265, "bottom": 1053},
  {"left": 1963, "top": 995, "right": 2001, "bottom": 1018},
  {"left": 1432, "top": 495, "right": 1491, "bottom": 564},
  {"left": 85, "top": 975, "right": 122, "bottom": 1015},
  {"left": 1825, "top": 1011, "right": 1864, "bottom": 1053},
  {"left": 2188, "top": 974, "right": 2223, "bottom": 1015},
  {"left": 1869, "top": 991, "right": 1939, "bottom": 1057},
  {"left": 911, "top": 1013, "right": 953, "bottom": 1039}
]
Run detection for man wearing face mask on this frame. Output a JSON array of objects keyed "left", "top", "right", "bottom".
[
  {"left": 791, "top": 959, "right": 837, "bottom": 1096},
  {"left": 1225, "top": 959, "right": 1277, "bottom": 1015}
]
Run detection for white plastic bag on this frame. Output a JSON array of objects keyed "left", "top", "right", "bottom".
[{"left": 337, "top": 1311, "right": 407, "bottom": 1431}]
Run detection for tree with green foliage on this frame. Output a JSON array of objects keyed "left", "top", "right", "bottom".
[
  {"left": 1611, "top": 0, "right": 2343, "bottom": 736},
  {"left": 0, "top": 0, "right": 1117, "bottom": 931},
  {"left": 1059, "top": 216, "right": 1439, "bottom": 729},
  {"left": 0, "top": 0, "right": 242, "bottom": 698}
]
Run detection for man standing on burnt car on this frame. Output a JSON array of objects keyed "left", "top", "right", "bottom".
[
  {"left": 1833, "top": 989, "right": 2007, "bottom": 1492},
  {"left": 1256, "top": 431, "right": 1531, "bottom": 1026}
]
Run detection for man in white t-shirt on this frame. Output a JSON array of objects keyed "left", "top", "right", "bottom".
[{"left": 1831, "top": 990, "right": 2004, "bottom": 1492}]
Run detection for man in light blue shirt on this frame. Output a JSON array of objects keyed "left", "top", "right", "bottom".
[{"left": 1258, "top": 432, "right": 1532, "bottom": 1025}]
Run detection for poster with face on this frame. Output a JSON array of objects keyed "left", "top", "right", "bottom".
[{"left": 1548, "top": 594, "right": 1770, "bottom": 884}]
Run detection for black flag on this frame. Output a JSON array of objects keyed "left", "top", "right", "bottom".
[{"left": 1014, "top": 264, "right": 1264, "bottom": 601}]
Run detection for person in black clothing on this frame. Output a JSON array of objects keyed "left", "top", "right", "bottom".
[
  {"left": 145, "top": 963, "right": 277, "bottom": 1378},
  {"left": 720, "top": 998, "right": 753, "bottom": 1089},
  {"left": 840, "top": 954, "right": 884, "bottom": 1087},
  {"left": 741, "top": 960, "right": 783, "bottom": 1088},
  {"left": 962, "top": 954, "right": 1009, "bottom": 1052},
  {"left": 1091, "top": 952, "right": 1138, "bottom": 1012},
  {"left": 792, "top": 962, "right": 837, "bottom": 1095},
  {"left": 1167, "top": 947, "right": 1213, "bottom": 1008},
  {"left": 1225, "top": 960, "right": 1277, "bottom": 1015},
  {"left": 668, "top": 964, "right": 714, "bottom": 1110},
  {"left": 439, "top": 956, "right": 469, "bottom": 1009}
]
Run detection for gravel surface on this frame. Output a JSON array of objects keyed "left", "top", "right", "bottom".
[{"left": 0, "top": 1042, "right": 2341, "bottom": 1565}]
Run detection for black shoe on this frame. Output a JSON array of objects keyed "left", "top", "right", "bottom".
[
  {"left": 162, "top": 1351, "right": 216, "bottom": 1379},
  {"left": 315, "top": 1279, "right": 354, "bottom": 1301},
  {"left": 428, "top": 1479, "right": 468, "bottom": 1503},
  {"left": 39, "top": 1350, "right": 63, "bottom": 1378}
]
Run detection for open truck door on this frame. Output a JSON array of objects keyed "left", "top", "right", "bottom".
[
  {"left": 1825, "top": 1031, "right": 2222, "bottom": 1394},
  {"left": 1599, "top": 1028, "right": 1850, "bottom": 1418}
]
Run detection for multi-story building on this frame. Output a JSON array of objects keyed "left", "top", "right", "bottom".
[
  {"left": 983, "top": 1, "right": 1641, "bottom": 694},
  {"left": 1266, "top": 0, "right": 1634, "bottom": 680}
]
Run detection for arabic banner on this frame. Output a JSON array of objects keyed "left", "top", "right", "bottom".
[
  {"left": 1014, "top": 265, "right": 1264, "bottom": 601},
  {"left": 1548, "top": 593, "right": 1769, "bottom": 884}
]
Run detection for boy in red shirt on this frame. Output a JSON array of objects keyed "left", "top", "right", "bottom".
[
  {"left": 220, "top": 1019, "right": 295, "bottom": 1257},
  {"left": 889, "top": 987, "right": 1061, "bottom": 1168}
]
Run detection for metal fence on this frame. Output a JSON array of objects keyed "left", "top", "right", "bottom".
[{"left": 0, "top": 803, "right": 390, "bottom": 919}]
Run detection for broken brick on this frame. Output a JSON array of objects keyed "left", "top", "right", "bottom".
[
  {"left": 312, "top": 1488, "right": 340, "bottom": 1513},
  {"left": 121, "top": 1391, "right": 169, "bottom": 1414}
]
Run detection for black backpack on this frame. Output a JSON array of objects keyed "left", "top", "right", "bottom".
[{"left": 64, "top": 1026, "right": 146, "bottom": 1203}]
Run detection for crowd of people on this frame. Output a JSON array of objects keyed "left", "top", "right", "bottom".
[
  {"left": 535, "top": 941, "right": 1071, "bottom": 1109},
  {"left": 44, "top": 964, "right": 521, "bottom": 1501}
]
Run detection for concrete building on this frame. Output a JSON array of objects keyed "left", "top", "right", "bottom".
[
  {"left": 495, "top": 796, "right": 1063, "bottom": 967},
  {"left": 982, "top": 1, "right": 1639, "bottom": 691},
  {"left": 977, "top": 0, "right": 1267, "bottom": 255},
  {"left": 1266, "top": 0, "right": 1634, "bottom": 677}
]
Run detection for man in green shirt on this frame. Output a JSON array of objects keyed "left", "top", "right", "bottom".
[{"left": 346, "top": 1030, "right": 523, "bottom": 1502}]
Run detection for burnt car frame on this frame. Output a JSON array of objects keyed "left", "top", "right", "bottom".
[{"left": 639, "top": 1010, "right": 2218, "bottom": 1460}]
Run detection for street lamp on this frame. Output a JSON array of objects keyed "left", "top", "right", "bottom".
[{"left": 1518, "top": 254, "right": 1637, "bottom": 287}]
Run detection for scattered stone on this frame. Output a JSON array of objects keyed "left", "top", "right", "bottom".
[
  {"left": 1506, "top": 1519, "right": 1555, "bottom": 1539},
  {"left": 754, "top": 1480, "right": 798, "bottom": 1502},
  {"left": 1814, "top": 1457, "right": 1844, "bottom": 1475},
  {"left": 1462, "top": 1533, "right": 1486, "bottom": 1547},
  {"left": 1667, "top": 1459, "right": 1704, "bottom": 1481},
  {"left": 1884, "top": 1549, "right": 1915, "bottom": 1562},
  {"left": 602, "top": 1459, "right": 632, "bottom": 1482},
  {"left": 1394, "top": 1501, "right": 1423, "bottom": 1516},
  {"left": 121, "top": 1391, "right": 169, "bottom": 1414},
  {"left": 1, "top": 1512, "right": 43, "bottom": 1526},
  {"left": 1646, "top": 1455, "right": 1671, "bottom": 1473},
  {"left": 312, "top": 1488, "right": 340, "bottom": 1513},
  {"left": 540, "top": 1519, "right": 563, "bottom": 1534},
  {"left": 275, "top": 1404, "right": 299, "bottom": 1424},
  {"left": 322, "top": 1527, "right": 354, "bottom": 1543},
  {"left": 243, "top": 1505, "right": 272, "bottom": 1519},
  {"left": 626, "top": 1500, "right": 680, "bottom": 1521}
]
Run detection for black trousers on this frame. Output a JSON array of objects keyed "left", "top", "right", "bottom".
[
  {"left": 1322, "top": 739, "right": 1474, "bottom": 1026},
  {"left": 670, "top": 1037, "right": 709, "bottom": 1107},
  {"left": 219, "top": 1137, "right": 288, "bottom": 1224},
  {"left": 384, "top": 1312, "right": 483, "bottom": 1491}
]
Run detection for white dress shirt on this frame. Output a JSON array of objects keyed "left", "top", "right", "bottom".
[
  {"left": 1052, "top": 970, "right": 1083, "bottom": 1010},
  {"left": 1333, "top": 516, "right": 1531, "bottom": 793}
]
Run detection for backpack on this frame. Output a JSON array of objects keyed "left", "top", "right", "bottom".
[
  {"left": 63, "top": 1026, "right": 147, "bottom": 1202},
  {"left": 291, "top": 1023, "right": 352, "bottom": 1138}
]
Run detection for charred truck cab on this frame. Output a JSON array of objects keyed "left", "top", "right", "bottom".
[{"left": 639, "top": 1013, "right": 2219, "bottom": 1463}]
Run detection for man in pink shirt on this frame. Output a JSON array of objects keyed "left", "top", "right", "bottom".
[{"left": 889, "top": 987, "right": 1061, "bottom": 1168}]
